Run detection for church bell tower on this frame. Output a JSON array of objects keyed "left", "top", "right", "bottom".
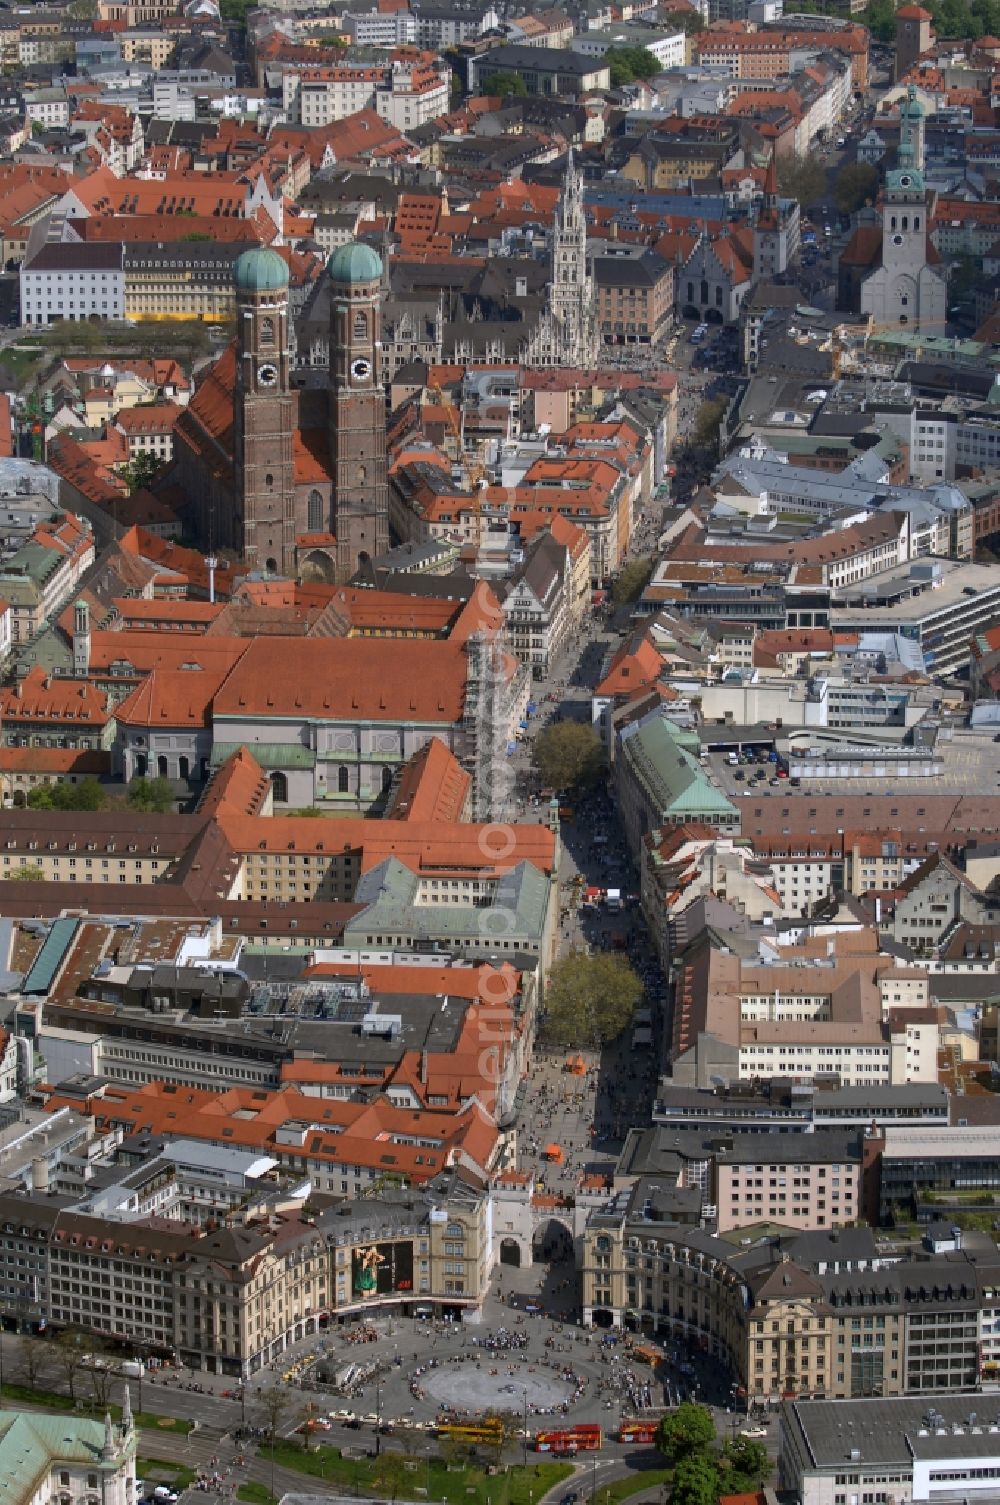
[
  {"left": 327, "top": 242, "right": 389, "bottom": 583},
  {"left": 233, "top": 247, "right": 297, "bottom": 576}
]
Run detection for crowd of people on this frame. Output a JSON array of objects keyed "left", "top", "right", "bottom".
[{"left": 478, "top": 1327, "right": 529, "bottom": 1352}]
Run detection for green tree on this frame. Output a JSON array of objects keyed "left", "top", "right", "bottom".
[
  {"left": 51, "top": 1330, "right": 85, "bottom": 1403},
  {"left": 692, "top": 396, "right": 727, "bottom": 454},
  {"left": 776, "top": 151, "right": 826, "bottom": 210},
  {"left": 482, "top": 70, "right": 528, "bottom": 97},
  {"left": 28, "top": 777, "right": 105, "bottom": 812},
  {"left": 15, "top": 1335, "right": 41, "bottom": 1389},
  {"left": 119, "top": 449, "right": 163, "bottom": 496},
  {"left": 612, "top": 555, "right": 654, "bottom": 606},
  {"left": 833, "top": 161, "right": 879, "bottom": 215},
  {"left": 722, "top": 1435, "right": 769, "bottom": 1488},
  {"left": 669, "top": 1455, "right": 721, "bottom": 1505},
  {"left": 257, "top": 1387, "right": 297, "bottom": 1500},
  {"left": 606, "top": 45, "right": 661, "bottom": 87},
  {"left": 219, "top": 0, "right": 255, "bottom": 20},
  {"left": 857, "top": 0, "right": 895, "bottom": 39},
  {"left": 672, "top": 9, "right": 705, "bottom": 32},
  {"left": 656, "top": 1402, "right": 717, "bottom": 1465},
  {"left": 87, "top": 1342, "right": 116, "bottom": 1412},
  {"left": 542, "top": 948, "right": 643, "bottom": 1046},
  {"left": 438, "top": 1432, "right": 473, "bottom": 1467},
  {"left": 373, "top": 1454, "right": 407, "bottom": 1502},
  {"left": 533, "top": 720, "right": 604, "bottom": 792},
  {"left": 127, "top": 775, "right": 174, "bottom": 813},
  {"left": 9, "top": 864, "right": 45, "bottom": 881},
  {"left": 950, "top": 252, "right": 981, "bottom": 300}
]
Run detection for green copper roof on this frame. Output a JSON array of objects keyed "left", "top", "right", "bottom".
[
  {"left": 621, "top": 714, "right": 739, "bottom": 823},
  {"left": 211, "top": 742, "right": 315, "bottom": 769},
  {"left": 328, "top": 241, "right": 383, "bottom": 285},
  {"left": 234, "top": 247, "right": 289, "bottom": 292}
]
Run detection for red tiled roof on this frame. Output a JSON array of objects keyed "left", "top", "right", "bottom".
[{"left": 0, "top": 666, "right": 111, "bottom": 726}]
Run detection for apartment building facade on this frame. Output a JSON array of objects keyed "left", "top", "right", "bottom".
[
  {"left": 712, "top": 1134, "right": 862, "bottom": 1233},
  {"left": 594, "top": 250, "right": 675, "bottom": 348},
  {"left": 581, "top": 1208, "right": 1000, "bottom": 1404},
  {"left": 343, "top": 11, "right": 417, "bottom": 45},
  {"left": 0, "top": 1175, "right": 492, "bottom": 1373},
  {"left": 21, "top": 238, "right": 124, "bottom": 325},
  {"left": 0, "top": 515, "right": 95, "bottom": 646},
  {"left": 501, "top": 533, "right": 572, "bottom": 678},
  {"left": 668, "top": 932, "right": 939, "bottom": 1090}
]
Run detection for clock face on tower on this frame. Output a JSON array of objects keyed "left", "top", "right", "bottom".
[
  {"left": 351, "top": 357, "right": 372, "bottom": 383},
  {"left": 257, "top": 362, "right": 278, "bottom": 388}
]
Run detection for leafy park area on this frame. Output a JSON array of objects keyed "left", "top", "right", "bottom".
[
  {"left": 18, "top": 775, "right": 177, "bottom": 817},
  {"left": 656, "top": 1404, "right": 770, "bottom": 1505},
  {"left": 137, "top": 1461, "right": 197, "bottom": 1491},
  {"left": 268, "top": 1441, "right": 572, "bottom": 1505},
  {"left": 860, "top": 0, "right": 999, "bottom": 38},
  {"left": 0, "top": 1377, "right": 192, "bottom": 1434}
]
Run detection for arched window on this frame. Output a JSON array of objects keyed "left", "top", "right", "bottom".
[
  {"left": 353, "top": 310, "right": 367, "bottom": 340},
  {"left": 270, "top": 770, "right": 288, "bottom": 803},
  {"left": 338, "top": 766, "right": 349, "bottom": 793},
  {"left": 891, "top": 216, "right": 897, "bottom": 230},
  {"left": 260, "top": 316, "right": 274, "bottom": 345},
  {"left": 308, "top": 489, "right": 323, "bottom": 531},
  {"left": 357, "top": 465, "right": 366, "bottom": 483},
  {"left": 265, "top": 473, "right": 274, "bottom": 489},
  {"left": 914, "top": 215, "right": 920, "bottom": 230},
  {"left": 902, "top": 215, "right": 908, "bottom": 231}
]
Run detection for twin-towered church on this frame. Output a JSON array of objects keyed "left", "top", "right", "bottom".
[{"left": 174, "top": 240, "right": 390, "bottom": 584}]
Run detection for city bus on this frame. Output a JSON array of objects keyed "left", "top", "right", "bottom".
[
  {"left": 534, "top": 1425, "right": 603, "bottom": 1454},
  {"left": 618, "top": 1421, "right": 659, "bottom": 1445},
  {"left": 436, "top": 1421, "right": 506, "bottom": 1445}
]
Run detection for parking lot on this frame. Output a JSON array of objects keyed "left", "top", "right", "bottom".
[
  {"left": 703, "top": 729, "right": 1000, "bottom": 800},
  {"left": 701, "top": 747, "right": 787, "bottom": 801}
]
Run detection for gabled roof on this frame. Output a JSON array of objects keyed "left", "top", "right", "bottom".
[
  {"left": 112, "top": 662, "right": 235, "bottom": 729},
  {"left": 196, "top": 746, "right": 273, "bottom": 818},
  {"left": 386, "top": 736, "right": 471, "bottom": 823},
  {"left": 211, "top": 636, "right": 469, "bottom": 723},
  {"left": 0, "top": 665, "right": 111, "bottom": 725}
]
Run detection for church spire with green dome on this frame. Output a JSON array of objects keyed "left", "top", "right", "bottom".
[
  {"left": 897, "top": 84, "right": 925, "bottom": 176},
  {"left": 234, "top": 247, "right": 289, "bottom": 293},
  {"left": 328, "top": 241, "right": 383, "bottom": 286}
]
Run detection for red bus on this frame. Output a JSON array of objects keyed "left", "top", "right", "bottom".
[
  {"left": 618, "top": 1421, "right": 659, "bottom": 1445},
  {"left": 534, "top": 1425, "right": 603, "bottom": 1454}
]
